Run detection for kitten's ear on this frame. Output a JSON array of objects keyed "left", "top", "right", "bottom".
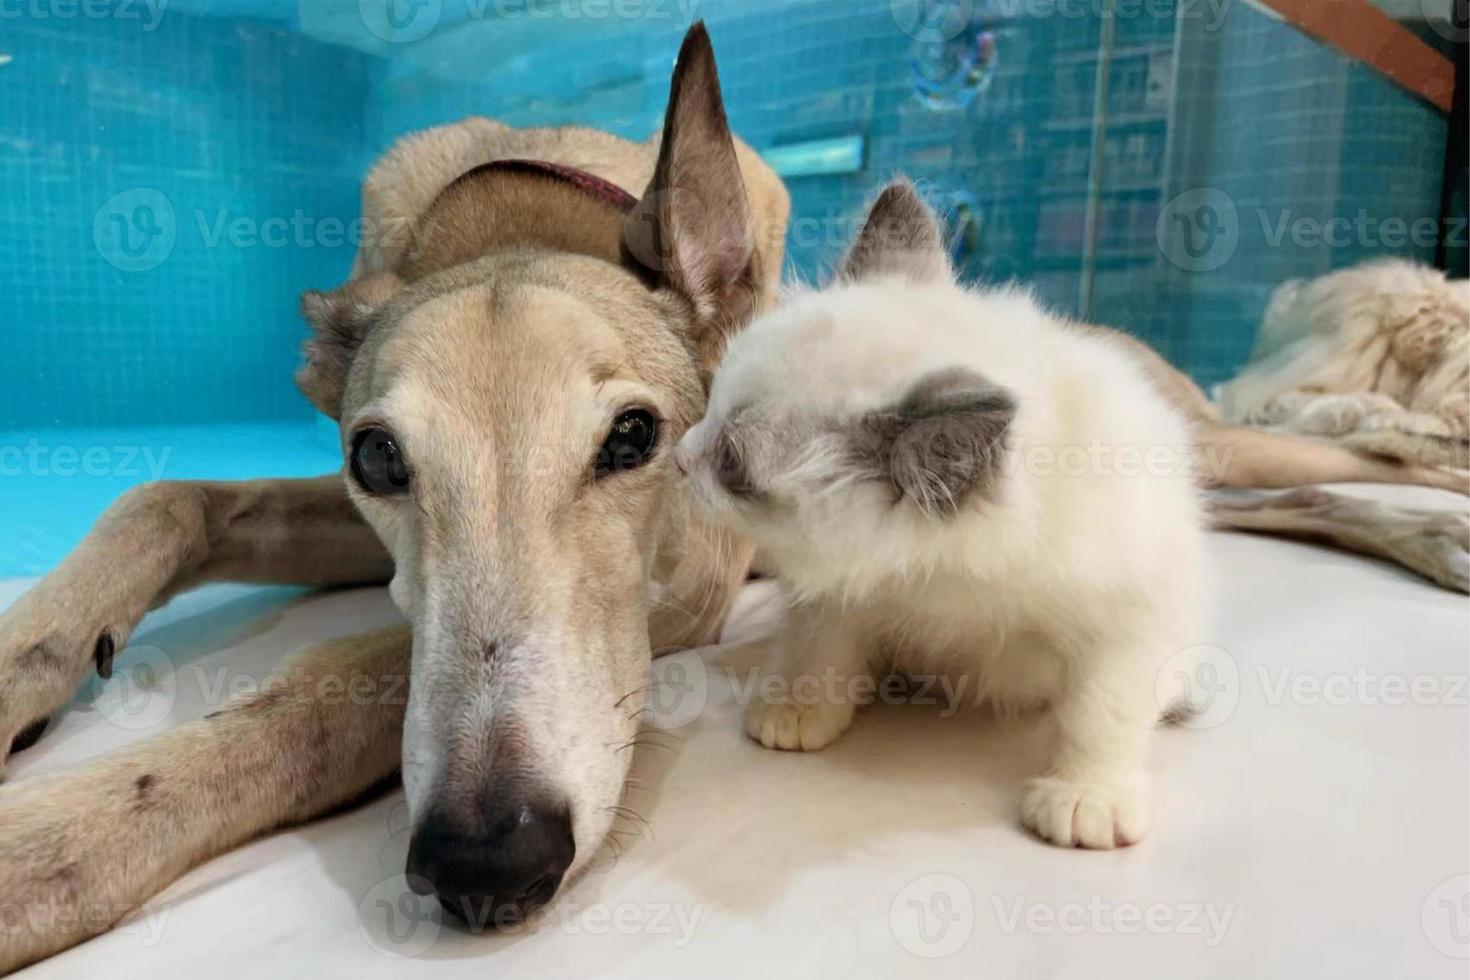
[
  {"left": 296, "top": 271, "right": 403, "bottom": 418},
  {"left": 622, "top": 24, "right": 759, "bottom": 370},
  {"left": 839, "top": 180, "right": 951, "bottom": 285},
  {"left": 856, "top": 368, "right": 1015, "bottom": 516}
]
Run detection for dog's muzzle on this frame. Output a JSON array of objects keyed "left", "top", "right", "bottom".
[{"left": 405, "top": 796, "right": 575, "bottom": 930}]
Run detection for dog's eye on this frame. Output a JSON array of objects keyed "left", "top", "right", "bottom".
[
  {"left": 350, "top": 427, "right": 412, "bottom": 496},
  {"left": 597, "top": 410, "right": 659, "bottom": 477}
]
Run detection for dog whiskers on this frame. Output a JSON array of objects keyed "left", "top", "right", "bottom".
[
  {"left": 634, "top": 726, "right": 684, "bottom": 747},
  {"left": 605, "top": 804, "right": 654, "bottom": 840},
  {"left": 610, "top": 731, "right": 681, "bottom": 755},
  {"left": 614, "top": 683, "right": 652, "bottom": 709}
]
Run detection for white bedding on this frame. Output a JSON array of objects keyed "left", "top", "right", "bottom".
[{"left": 5, "top": 484, "right": 1468, "bottom": 979}]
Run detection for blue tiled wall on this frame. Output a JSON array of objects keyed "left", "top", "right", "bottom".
[
  {"left": 0, "top": 0, "right": 1454, "bottom": 423},
  {"left": 1103, "top": 2, "right": 1451, "bottom": 383},
  {"left": 0, "top": 7, "right": 377, "bottom": 430},
  {"left": 0, "top": 0, "right": 1455, "bottom": 578}
]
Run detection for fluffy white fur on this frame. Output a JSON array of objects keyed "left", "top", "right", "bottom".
[
  {"left": 676, "top": 184, "right": 1207, "bottom": 850},
  {"left": 1220, "top": 258, "right": 1469, "bottom": 468}
]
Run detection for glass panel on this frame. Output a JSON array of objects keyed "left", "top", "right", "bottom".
[{"left": 0, "top": 0, "right": 1460, "bottom": 574}]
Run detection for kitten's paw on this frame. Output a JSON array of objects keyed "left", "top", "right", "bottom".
[
  {"left": 1020, "top": 774, "right": 1149, "bottom": 850},
  {"left": 744, "top": 696, "right": 854, "bottom": 752}
]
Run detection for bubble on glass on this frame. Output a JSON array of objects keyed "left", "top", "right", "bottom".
[{"left": 910, "top": 20, "right": 1000, "bottom": 112}]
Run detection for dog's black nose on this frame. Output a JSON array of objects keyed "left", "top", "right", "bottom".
[{"left": 405, "top": 800, "right": 574, "bottom": 930}]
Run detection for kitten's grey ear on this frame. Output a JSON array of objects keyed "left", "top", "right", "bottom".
[
  {"left": 856, "top": 367, "right": 1015, "bottom": 516},
  {"left": 839, "top": 180, "right": 951, "bottom": 285}
]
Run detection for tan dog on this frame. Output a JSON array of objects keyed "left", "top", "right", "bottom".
[
  {"left": 0, "top": 23, "right": 1466, "bottom": 974},
  {"left": 1220, "top": 258, "right": 1470, "bottom": 469},
  {"left": 0, "top": 24, "right": 789, "bottom": 970}
]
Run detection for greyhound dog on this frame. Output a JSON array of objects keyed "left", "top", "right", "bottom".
[
  {"left": 1, "top": 21, "right": 1466, "bottom": 974},
  {"left": 0, "top": 25, "right": 790, "bottom": 970}
]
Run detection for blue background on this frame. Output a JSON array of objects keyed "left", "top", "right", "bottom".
[{"left": 0, "top": 0, "right": 1456, "bottom": 575}]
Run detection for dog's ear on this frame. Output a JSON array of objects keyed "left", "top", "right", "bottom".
[
  {"left": 839, "top": 181, "right": 951, "bottom": 285},
  {"left": 852, "top": 367, "right": 1015, "bottom": 517},
  {"left": 296, "top": 271, "right": 403, "bottom": 418},
  {"left": 622, "top": 23, "right": 758, "bottom": 371}
]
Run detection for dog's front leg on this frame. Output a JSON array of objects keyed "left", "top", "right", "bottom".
[
  {"left": 0, "top": 475, "right": 393, "bottom": 770},
  {"left": 0, "top": 625, "right": 410, "bottom": 974},
  {"left": 1210, "top": 488, "right": 1470, "bottom": 593}
]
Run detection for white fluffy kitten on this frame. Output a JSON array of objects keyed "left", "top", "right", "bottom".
[{"left": 675, "top": 182, "right": 1206, "bottom": 850}]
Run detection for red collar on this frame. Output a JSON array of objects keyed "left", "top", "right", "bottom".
[{"left": 463, "top": 159, "right": 639, "bottom": 214}]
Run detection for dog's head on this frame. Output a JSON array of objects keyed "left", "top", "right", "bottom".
[{"left": 295, "top": 26, "right": 778, "bottom": 929}]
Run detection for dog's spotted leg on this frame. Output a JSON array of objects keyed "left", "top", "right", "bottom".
[
  {"left": 0, "top": 625, "right": 410, "bottom": 974},
  {"left": 0, "top": 476, "right": 392, "bottom": 772},
  {"left": 1210, "top": 488, "right": 1470, "bottom": 593}
]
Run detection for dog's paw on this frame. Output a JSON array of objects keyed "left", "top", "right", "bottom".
[
  {"left": 1401, "top": 512, "right": 1470, "bottom": 593},
  {"left": 0, "top": 581, "right": 139, "bottom": 771},
  {"left": 1020, "top": 774, "right": 1149, "bottom": 850},
  {"left": 1343, "top": 426, "right": 1470, "bottom": 470},
  {"left": 743, "top": 695, "right": 854, "bottom": 752},
  {"left": 1243, "top": 392, "right": 1313, "bottom": 428}
]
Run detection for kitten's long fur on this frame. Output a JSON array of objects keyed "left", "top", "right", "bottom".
[{"left": 676, "top": 182, "right": 1207, "bottom": 849}]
